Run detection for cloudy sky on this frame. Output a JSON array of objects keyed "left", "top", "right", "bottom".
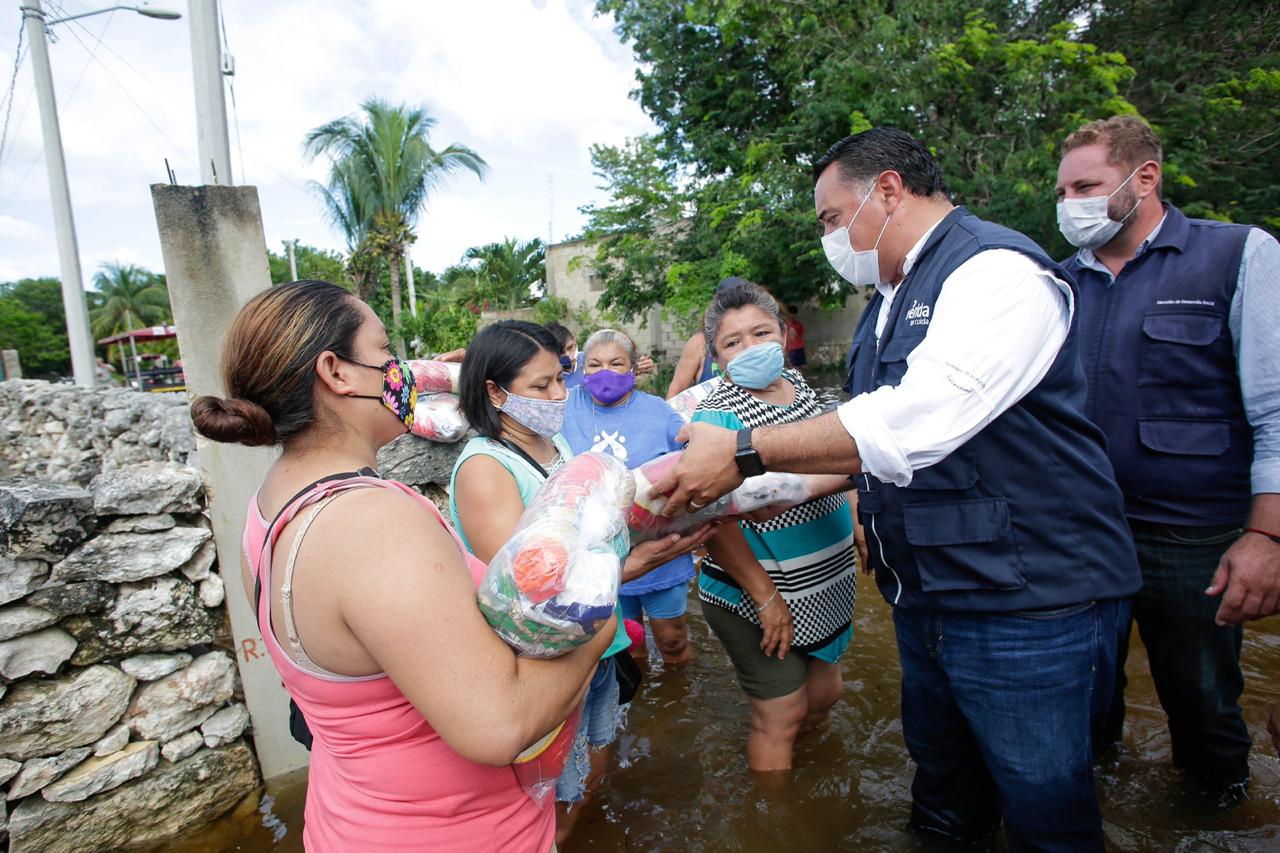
[{"left": 0, "top": 0, "right": 655, "bottom": 283}]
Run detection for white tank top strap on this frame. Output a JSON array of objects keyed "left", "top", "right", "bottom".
[{"left": 279, "top": 493, "right": 343, "bottom": 677}]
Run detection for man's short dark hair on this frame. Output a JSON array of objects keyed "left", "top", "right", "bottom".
[
  {"left": 544, "top": 321, "right": 573, "bottom": 354},
  {"left": 812, "top": 127, "right": 948, "bottom": 198}
]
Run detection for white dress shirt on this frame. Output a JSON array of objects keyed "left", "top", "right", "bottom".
[{"left": 837, "top": 215, "right": 1073, "bottom": 487}]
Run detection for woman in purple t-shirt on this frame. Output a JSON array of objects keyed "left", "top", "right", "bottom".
[{"left": 562, "top": 329, "right": 698, "bottom": 667}]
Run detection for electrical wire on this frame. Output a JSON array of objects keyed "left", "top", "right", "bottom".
[{"left": 0, "top": 19, "right": 26, "bottom": 171}]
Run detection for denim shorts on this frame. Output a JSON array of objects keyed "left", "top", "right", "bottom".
[
  {"left": 554, "top": 657, "right": 622, "bottom": 803},
  {"left": 618, "top": 582, "right": 689, "bottom": 622}
]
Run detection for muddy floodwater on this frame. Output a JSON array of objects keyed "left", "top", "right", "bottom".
[
  {"left": 155, "top": 381, "right": 1280, "bottom": 851},
  {"left": 157, "top": 593, "right": 1280, "bottom": 852}
]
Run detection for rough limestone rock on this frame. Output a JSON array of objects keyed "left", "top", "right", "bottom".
[
  {"left": 0, "top": 757, "right": 22, "bottom": 785},
  {"left": 125, "top": 652, "right": 237, "bottom": 742},
  {"left": 102, "top": 513, "right": 176, "bottom": 534},
  {"left": 0, "top": 604, "right": 57, "bottom": 640},
  {"left": 0, "top": 665, "right": 136, "bottom": 760},
  {"left": 178, "top": 539, "right": 216, "bottom": 581},
  {"left": 51, "top": 526, "right": 211, "bottom": 584},
  {"left": 0, "top": 556, "right": 49, "bottom": 606},
  {"left": 41, "top": 740, "right": 160, "bottom": 803},
  {"left": 200, "top": 703, "right": 249, "bottom": 748},
  {"left": 23, "top": 581, "right": 114, "bottom": 619},
  {"left": 7, "top": 743, "right": 259, "bottom": 853},
  {"left": 6, "top": 747, "right": 92, "bottom": 799},
  {"left": 120, "top": 652, "right": 192, "bottom": 682},
  {"left": 159, "top": 731, "right": 202, "bottom": 763},
  {"left": 64, "top": 576, "right": 219, "bottom": 665},
  {"left": 198, "top": 572, "right": 225, "bottom": 608},
  {"left": 91, "top": 462, "right": 203, "bottom": 516},
  {"left": 0, "top": 627, "right": 77, "bottom": 679},
  {"left": 377, "top": 431, "right": 471, "bottom": 489},
  {"left": 92, "top": 724, "right": 130, "bottom": 757},
  {"left": 0, "top": 479, "right": 93, "bottom": 560}
]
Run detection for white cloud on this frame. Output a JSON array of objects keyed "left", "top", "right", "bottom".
[{"left": 0, "top": 0, "right": 654, "bottom": 283}]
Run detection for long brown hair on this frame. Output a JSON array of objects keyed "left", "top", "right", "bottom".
[{"left": 191, "top": 280, "right": 364, "bottom": 446}]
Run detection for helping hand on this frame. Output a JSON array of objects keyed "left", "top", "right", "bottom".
[
  {"left": 650, "top": 422, "right": 744, "bottom": 517},
  {"left": 1205, "top": 531, "right": 1280, "bottom": 625},
  {"left": 623, "top": 523, "right": 718, "bottom": 583}
]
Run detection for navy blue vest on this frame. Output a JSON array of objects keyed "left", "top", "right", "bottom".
[
  {"left": 849, "top": 207, "right": 1140, "bottom": 612},
  {"left": 1064, "top": 206, "right": 1252, "bottom": 526}
]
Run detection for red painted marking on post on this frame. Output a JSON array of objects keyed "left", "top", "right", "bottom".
[{"left": 242, "top": 637, "right": 262, "bottom": 661}]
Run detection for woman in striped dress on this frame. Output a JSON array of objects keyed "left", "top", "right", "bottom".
[{"left": 691, "top": 281, "right": 859, "bottom": 773}]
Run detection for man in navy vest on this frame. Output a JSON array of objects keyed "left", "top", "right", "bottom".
[
  {"left": 655, "top": 128, "right": 1141, "bottom": 850},
  {"left": 1056, "top": 116, "right": 1280, "bottom": 801}
]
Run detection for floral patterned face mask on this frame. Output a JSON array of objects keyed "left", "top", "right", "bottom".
[
  {"left": 498, "top": 387, "right": 566, "bottom": 437},
  {"left": 346, "top": 357, "right": 417, "bottom": 431}
]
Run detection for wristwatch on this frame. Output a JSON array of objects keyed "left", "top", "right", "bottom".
[{"left": 734, "top": 428, "right": 765, "bottom": 478}]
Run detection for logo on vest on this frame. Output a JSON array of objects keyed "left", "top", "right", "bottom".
[
  {"left": 1155, "top": 298, "right": 1215, "bottom": 308},
  {"left": 906, "top": 299, "right": 931, "bottom": 327}
]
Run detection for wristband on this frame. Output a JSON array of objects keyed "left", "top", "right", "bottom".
[
  {"left": 754, "top": 589, "right": 778, "bottom": 613},
  {"left": 1244, "top": 527, "right": 1280, "bottom": 545}
]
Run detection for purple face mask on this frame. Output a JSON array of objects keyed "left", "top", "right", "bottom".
[{"left": 582, "top": 369, "right": 635, "bottom": 405}]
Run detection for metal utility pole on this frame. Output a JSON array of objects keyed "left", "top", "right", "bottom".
[
  {"left": 286, "top": 239, "right": 297, "bottom": 281},
  {"left": 21, "top": 0, "right": 95, "bottom": 387},
  {"left": 188, "top": 0, "right": 231, "bottom": 185}
]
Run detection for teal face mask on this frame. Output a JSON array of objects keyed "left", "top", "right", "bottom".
[{"left": 726, "top": 341, "right": 785, "bottom": 389}]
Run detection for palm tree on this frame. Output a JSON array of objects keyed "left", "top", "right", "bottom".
[
  {"left": 463, "top": 237, "right": 546, "bottom": 310},
  {"left": 304, "top": 98, "right": 487, "bottom": 355},
  {"left": 89, "top": 263, "right": 170, "bottom": 338}
]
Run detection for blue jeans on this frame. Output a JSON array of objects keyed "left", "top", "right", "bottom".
[
  {"left": 894, "top": 599, "right": 1129, "bottom": 852},
  {"left": 554, "top": 657, "right": 622, "bottom": 804}
]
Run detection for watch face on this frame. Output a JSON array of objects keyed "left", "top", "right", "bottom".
[{"left": 735, "top": 448, "right": 765, "bottom": 478}]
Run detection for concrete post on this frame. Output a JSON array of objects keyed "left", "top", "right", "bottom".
[
  {"left": 151, "top": 184, "right": 307, "bottom": 779},
  {"left": 1, "top": 349, "right": 20, "bottom": 380}
]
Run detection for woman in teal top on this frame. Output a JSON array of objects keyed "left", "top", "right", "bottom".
[
  {"left": 450, "top": 320, "right": 711, "bottom": 847},
  {"left": 692, "top": 281, "right": 860, "bottom": 774}
]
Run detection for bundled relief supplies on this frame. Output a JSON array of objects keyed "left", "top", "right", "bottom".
[
  {"left": 478, "top": 452, "right": 636, "bottom": 658},
  {"left": 479, "top": 452, "right": 634, "bottom": 805},
  {"left": 408, "top": 359, "right": 462, "bottom": 395},
  {"left": 409, "top": 393, "right": 468, "bottom": 443},
  {"left": 667, "top": 376, "right": 720, "bottom": 422},
  {"left": 627, "top": 449, "right": 811, "bottom": 542}
]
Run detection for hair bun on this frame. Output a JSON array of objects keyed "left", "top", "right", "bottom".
[{"left": 191, "top": 395, "right": 277, "bottom": 446}]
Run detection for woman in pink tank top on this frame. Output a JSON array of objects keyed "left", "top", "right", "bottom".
[{"left": 194, "top": 281, "right": 613, "bottom": 852}]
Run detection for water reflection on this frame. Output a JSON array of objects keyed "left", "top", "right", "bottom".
[{"left": 160, "top": 596, "right": 1280, "bottom": 852}]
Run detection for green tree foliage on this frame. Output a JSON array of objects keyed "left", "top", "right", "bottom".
[
  {"left": 267, "top": 242, "right": 349, "bottom": 286},
  {"left": 1081, "top": 0, "right": 1280, "bottom": 229},
  {"left": 0, "top": 295, "right": 68, "bottom": 378},
  {"left": 304, "top": 99, "right": 487, "bottom": 353},
  {"left": 462, "top": 237, "right": 547, "bottom": 310},
  {"left": 89, "top": 263, "right": 171, "bottom": 339},
  {"left": 586, "top": 0, "right": 1275, "bottom": 312}
]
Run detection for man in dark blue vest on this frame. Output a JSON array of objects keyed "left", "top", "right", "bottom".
[
  {"left": 654, "top": 128, "right": 1141, "bottom": 851},
  {"left": 1056, "top": 116, "right": 1280, "bottom": 801}
]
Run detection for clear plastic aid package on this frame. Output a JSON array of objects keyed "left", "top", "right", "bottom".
[
  {"left": 667, "top": 376, "right": 721, "bottom": 422},
  {"left": 409, "top": 393, "right": 469, "bottom": 443},
  {"left": 627, "top": 449, "right": 811, "bottom": 542},
  {"left": 477, "top": 452, "right": 636, "bottom": 659},
  {"left": 407, "top": 359, "right": 462, "bottom": 395}
]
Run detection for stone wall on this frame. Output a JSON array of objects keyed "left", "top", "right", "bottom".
[
  {"left": 0, "top": 421, "right": 258, "bottom": 849},
  {"left": 0, "top": 380, "right": 196, "bottom": 486}
]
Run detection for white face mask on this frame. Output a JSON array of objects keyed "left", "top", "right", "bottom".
[
  {"left": 1056, "top": 164, "right": 1143, "bottom": 250},
  {"left": 822, "top": 186, "right": 893, "bottom": 286}
]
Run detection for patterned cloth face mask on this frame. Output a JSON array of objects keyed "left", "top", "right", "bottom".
[
  {"left": 499, "top": 387, "right": 567, "bottom": 437},
  {"left": 347, "top": 357, "right": 417, "bottom": 431}
]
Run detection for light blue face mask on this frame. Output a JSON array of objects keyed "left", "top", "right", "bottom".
[{"left": 726, "top": 341, "right": 785, "bottom": 389}]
